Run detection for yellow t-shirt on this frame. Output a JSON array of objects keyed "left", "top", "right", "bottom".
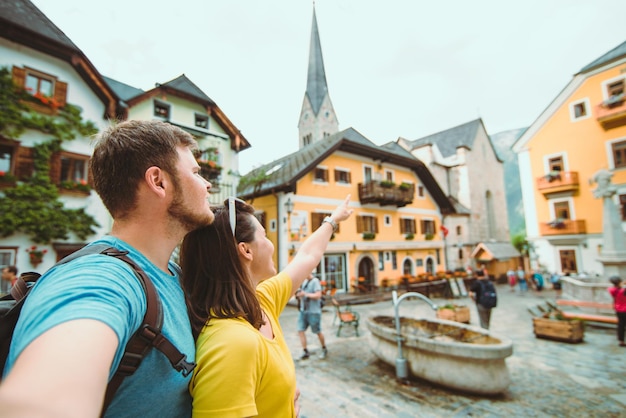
[{"left": 191, "top": 271, "right": 295, "bottom": 417}]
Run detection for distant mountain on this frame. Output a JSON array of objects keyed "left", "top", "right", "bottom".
[{"left": 490, "top": 128, "right": 527, "bottom": 237}]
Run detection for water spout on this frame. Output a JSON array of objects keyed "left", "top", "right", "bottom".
[{"left": 392, "top": 290, "right": 438, "bottom": 380}]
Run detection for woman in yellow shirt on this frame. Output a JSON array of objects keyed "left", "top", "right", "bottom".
[{"left": 180, "top": 195, "right": 352, "bottom": 417}]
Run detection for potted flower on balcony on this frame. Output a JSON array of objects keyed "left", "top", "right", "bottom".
[
  {"left": 379, "top": 180, "right": 395, "bottom": 188},
  {"left": 544, "top": 171, "right": 561, "bottom": 182},
  {"left": 548, "top": 218, "right": 566, "bottom": 229},
  {"left": 25, "top": 245, "right": 47, "bottom": 268},
  {"left": 0, "top": 171, "right": 17, "bottom": 186},
  {"left": 60, "top": 179, "right": 91, "bottom": 194},
  {"left": 362, "top": 232, "right": 376, "bottom": 240},
  {"left": 425, "top": 233, "right": 434, "bottom": 240},
  {"left": 405, "top": 233, "right": 415, "bottom": 240},
  {"left": 398, "top": 182, "right": 413, "bottom": 191}
]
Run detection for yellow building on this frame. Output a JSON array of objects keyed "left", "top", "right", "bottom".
[
  {"left": 513, "top": 40, "right": 626, "bottom": 276},
  {"left": 237, "top": 127, "right": 455, "bottom": 294}
]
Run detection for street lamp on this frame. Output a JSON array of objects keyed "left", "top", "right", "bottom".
[{"left": 284, "top": 197, "right": 294, "bottom": 223}]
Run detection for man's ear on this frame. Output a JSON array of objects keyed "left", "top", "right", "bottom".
[
  {"left": 145, "top": 166, "right": 167, "bottom": 196},
  {"left": 237, "top": 242, "right": 253, "bottom": 261}
]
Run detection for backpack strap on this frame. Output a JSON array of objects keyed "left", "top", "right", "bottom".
[
  {"left": 98, "top": 248, "right": 195, "bottom": 412},
  {"left": 47, "top": 244, "right": 195, "bottom": 413}
]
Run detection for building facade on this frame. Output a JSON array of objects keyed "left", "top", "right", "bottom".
[
  {"left": 0, "top": 0, "right": 250, "bottom": 293},
  {"left": 238, "top": 128, "right": 454, "bottom": 293},
  {"left": 513, "top": 40, "right": 626, "bottom": 276},
  {"left": 398, "top": 119, "right": 516, "bottom": 278},
  {"left": 104, "top": 74, "right": 250, "bottom": 204}
]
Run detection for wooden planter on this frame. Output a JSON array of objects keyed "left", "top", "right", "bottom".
[
  {"left": 436, "top": 306, "right": 470, "bottom": 324},
  {"left": 532, "top": 317, "right": 584, "bottom": 343}
]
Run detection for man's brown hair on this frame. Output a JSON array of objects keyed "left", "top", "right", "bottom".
[{"left": 90, "top": 120, "right": 197, "bottom": 219}]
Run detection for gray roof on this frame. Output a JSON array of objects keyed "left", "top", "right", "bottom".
[
  {"left": 474, "top": 241, "right": 521, "bottom": 260},
  {"left": 102, "top": 76, "right": 144, "bottom": 102},
  {"left": 404, "top": 118, "right": 503, "bottom": 163},
  {"left": 406, "top": 119, "right": 482, "bottom": 158},
  {"left": 0, "top": 0, "right": 81, "bottom": 53},
  {"left": 238, "top": 127, "right": 455, "bottom": 214},
  {"left": 305, "top": 7, "right": 329, "bottom": 116},
  {"left": 446, "top": 195, "right": 471, "bottom": 215},
  {"left": 578, "top": 40, "right": 626, "bottom": 74},
  {"left": 158, "top": 74, "right": 215, "bottom": 106}
]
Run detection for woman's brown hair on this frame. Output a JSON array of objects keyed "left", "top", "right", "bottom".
[{"left": 180, "top": 199, "right": 264, "bottom": 338}]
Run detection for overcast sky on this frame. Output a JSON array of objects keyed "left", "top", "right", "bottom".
[{"left": 32, "top": 0, "right": 626, "bottom": 174}]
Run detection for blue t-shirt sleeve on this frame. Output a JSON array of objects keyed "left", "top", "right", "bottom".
[{"left": 6, "top": 254, "right": 146, "bottom": 379}]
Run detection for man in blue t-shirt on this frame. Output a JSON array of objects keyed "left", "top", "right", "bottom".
[
  {"left": 296, "top": 272, "right": 327, "bottom": 360},
  {"left": 0, "top": 120, "right": 214, "bottom": 417}
]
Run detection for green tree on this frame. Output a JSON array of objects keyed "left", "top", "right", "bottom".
[
  {"left": 512, "top": 233, "right": 529, "bottom": 256},
  {"left": 0, "top": 67, "right": 99, "bottom": 243}
]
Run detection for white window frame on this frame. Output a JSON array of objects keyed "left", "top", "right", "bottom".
[
  {"left": 543, "top": 152, "right": 568, "bottom": 174},
  {"left": 601, "top": 75, "right": 626, "bottom": 102},
  {"left": 549, "top": 197, "right": 575, "bottom": 221},
  {"left": 363, "top": 164, "right": 374, "bottom": 183},
  {"left": 606, "top": 137, "right": 626, "bottom": 170},
  {"left": 568, "top": 98, "right": 591, "bottom": 122}
]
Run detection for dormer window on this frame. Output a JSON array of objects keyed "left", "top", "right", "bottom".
[
  {"left": 154, "top": 101, "right": 170, "bottom": 119},
  {"left": 195, "top": 114, "right": 208, "bottom": 129}
]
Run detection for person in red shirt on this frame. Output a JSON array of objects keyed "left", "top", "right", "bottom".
[
  {"left": 608, "top": 276, "right": 626, "bottom": 347},
  {"left": 1, "top": 265, "right": 18, "bottom": 288}
]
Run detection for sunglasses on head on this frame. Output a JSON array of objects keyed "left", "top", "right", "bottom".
[{"left": 224, "top": 197, "right": 246, "bottom": 236}]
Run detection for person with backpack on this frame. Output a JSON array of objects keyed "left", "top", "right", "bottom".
[
  {"left": 180, "top": 195, "right": 353, "bottom": 417},
  {"left": 469, "top": 269, "right": 497, "bottom": 329},
  {"left": 608, "top": 276, "right": 626, "bottom": 347},
  {"left": 296, "top": 272, "right": 327, "bottom": 360},
  {"left": 0, "top": 120, "right": 214, "bottom": 417}
]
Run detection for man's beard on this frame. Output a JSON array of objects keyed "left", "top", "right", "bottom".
[{"left": 168, "top": 176, "right": 214, "bottom": 233}]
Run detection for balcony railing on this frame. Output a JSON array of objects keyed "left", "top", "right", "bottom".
[
  {"left": 539, "top": 219, "right": 586, "bottom": 236},
  {"left": 596, "top": 96, "right": 626, "bottom": 130},
  {"left": 536, "top": 171, "right": 579, "bottom": 195},
  {"left": 358, "top": 181, "right": 414, "bottom": 207}
]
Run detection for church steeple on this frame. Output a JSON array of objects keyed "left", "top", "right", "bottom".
[{"left": 298, "top": 5, "right": 338, "bottom": 149}]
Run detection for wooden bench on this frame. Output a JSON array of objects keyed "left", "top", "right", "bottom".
[{"left": 555, "top": 299, "right": 616, "bottom": 325}]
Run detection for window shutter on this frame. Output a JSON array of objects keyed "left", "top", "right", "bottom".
[
  {"left": 323, "top": 169, "right": 329, "bottom": 182},
  {"left": 333, "top": 169, "right": 339, "bottom": 182},
  {"left": 12, "top": 66, "right": 25, "bottom": 88},
  {"left": 374, "top": 217, "right": 379, "bottom": 233},
  {"left": 400, "top": 220, "right": 406, "bottom": 234},
  {"left": 347, "top": 172, "right": 351, "bottom": 183},
  {"left": 54, "top": 81, "right": 68, "bottom": 108},
  {"left": 14, "top": 146, "right": 34, "bottom": 180},
  {"left": 312, "top": 213, "right": 323, "bottom": 231},
  {"left": 49, "top": 152, "right": 61, "bottom": 185},
  {"left": 356, "top": 216, "right": 363, "bottom": 233}
]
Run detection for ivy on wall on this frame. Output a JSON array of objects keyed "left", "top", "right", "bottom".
[{"left": 0, "top": 67, "right": 99, "bottom": 243}]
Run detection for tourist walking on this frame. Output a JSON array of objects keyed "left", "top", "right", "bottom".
[
  {"left": 296, "top": 272, "right": 327, "bottom": 360},
  {"left": 516, "top": 266, "right": 528, "bottom": 293},
  {"left": 469, "top": 269, "right": 497, "bottom": 329}
]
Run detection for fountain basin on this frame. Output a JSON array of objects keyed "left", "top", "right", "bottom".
[{"left": 367, "top": 315, "right": 513, "bottom": 395}]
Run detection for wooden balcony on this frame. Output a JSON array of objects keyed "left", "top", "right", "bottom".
[
  {"left": 358, "top": 181, "right": 414, "bottom": 207},
  {"left": 536, "top": 171, "right": 579, "bottom": 195},
  {"left": 596, "top": 96, "right": 626, "bottom": 130},
  {"left": 539, "top": 219, "right": 586, "bottom": 236}
]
